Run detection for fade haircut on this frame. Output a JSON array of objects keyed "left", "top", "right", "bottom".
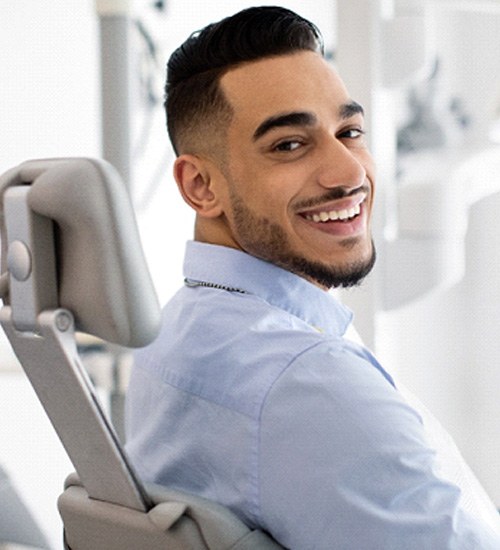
[{"left": 165, "top": 6, "right": 324, "bottom": 156}]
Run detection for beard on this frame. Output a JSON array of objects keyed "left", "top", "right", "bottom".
[{"left": 229, "top": 191, "right": 376, "bottom": 289}]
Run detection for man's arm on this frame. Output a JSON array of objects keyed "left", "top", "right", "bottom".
[{"left": 258, "top": 343, "right": 500, "bottom": 549}]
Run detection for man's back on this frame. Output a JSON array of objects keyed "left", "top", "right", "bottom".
[{"left": 126, "top": 242, "right": 500, "bottom": 549}]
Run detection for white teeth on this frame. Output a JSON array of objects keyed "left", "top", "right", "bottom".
[{"left": 306, "top": 203, "right": 361, "bottom": 223}]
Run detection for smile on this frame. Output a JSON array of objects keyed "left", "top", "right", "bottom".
[{"left": 304, "top": 203, "right": 361, "bottom": 223}]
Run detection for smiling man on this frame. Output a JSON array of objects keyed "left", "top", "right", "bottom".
[
  {"left": 174, "top": 44, "right": 376, "bottom": 290},
  {"left": 125, "top": 7, "right": 500, "bottom": 549}
]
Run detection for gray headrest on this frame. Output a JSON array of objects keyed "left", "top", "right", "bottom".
[{"left": 0, "top": 157, "right": 161, "bottom": 348}]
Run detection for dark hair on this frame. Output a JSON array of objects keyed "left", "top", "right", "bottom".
[{"left": 165, "top": 6, "right": 324, "bottom": 155}]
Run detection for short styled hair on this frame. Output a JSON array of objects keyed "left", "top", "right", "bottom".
[{"left": 165, "top": 6, "right": 324, "bottom": 156}]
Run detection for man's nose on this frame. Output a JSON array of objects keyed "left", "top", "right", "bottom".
[{"left": 316, "top": 139, "right": 367, "bottom": 190}]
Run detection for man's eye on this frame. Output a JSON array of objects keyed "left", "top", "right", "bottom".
[
  {"left": 274, "top": 140, "right": 303, "bottom": 152},
  {"left": 340, "top": 128, "right": 365, "bottom": 139}
]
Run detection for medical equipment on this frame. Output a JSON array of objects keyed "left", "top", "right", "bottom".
[{"left": 0, "top": 157, "right": 282, "bottom": 549}]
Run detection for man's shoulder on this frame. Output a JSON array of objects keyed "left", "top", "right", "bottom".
[
  {"left": 178, "top": 284, "right": 337, "bottom": 347},
  {"left": 135, "top": 286, "right": 345, "bottom": 418}
]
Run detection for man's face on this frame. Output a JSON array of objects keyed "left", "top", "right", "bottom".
[{"left": 213, "top": 51, "right": 376, "bottom": 288}]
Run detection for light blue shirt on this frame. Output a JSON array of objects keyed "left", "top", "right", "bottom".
[{"left": 126, "top": 241, "right": 500, "bottom": 549}]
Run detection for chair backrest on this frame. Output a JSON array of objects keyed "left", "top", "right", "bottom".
[{"left": 0, "top": 158, "right": 283, "bottom": 549}]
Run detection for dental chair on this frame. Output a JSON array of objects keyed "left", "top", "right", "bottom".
[{"left": 0, "top": 158, "right": 282, "bottom": 550}]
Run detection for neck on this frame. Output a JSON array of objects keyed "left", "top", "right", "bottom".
[{"left": 194, "top": 216, "right": 242, "bottom": 251}]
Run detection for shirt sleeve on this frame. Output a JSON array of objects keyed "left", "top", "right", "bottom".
[{"left": 258, "top": 342, "right": 500, "bottom": 549}]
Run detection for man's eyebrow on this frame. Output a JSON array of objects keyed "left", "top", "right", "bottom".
[
  {"left": 252, "top": 103, "right": 364, "bottom": 141},
  {"left": 252, "top": 111, "right": 317, "bottom": 141},
  {"left": 339, "top": 100, "right": 364, "bottom": 120}
]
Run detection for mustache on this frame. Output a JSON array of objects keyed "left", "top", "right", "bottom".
[{"left": 295, "top": 185, "right": 370, "bottom": 211}]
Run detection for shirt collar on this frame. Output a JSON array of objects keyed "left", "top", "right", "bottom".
[{"left": 183, "top": 241, "right": 353, "bottom": 337}]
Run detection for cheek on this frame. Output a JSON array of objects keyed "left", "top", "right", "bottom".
[
  {"left": 226, "top": 149, "right": 313, "bottom": 217},
  {"left": 227, "top": 169, "right": 288, "bottom": 213},
  {"left": 360, "top": 152, "right": 376, "bottom": 188}
]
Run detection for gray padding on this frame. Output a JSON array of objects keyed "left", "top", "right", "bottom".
[
  {"left": 1, "top": 158, "right": 160, "bottom": 347},
  {"left": 59, "top": 474, "right": 283, "bottom": 550}
]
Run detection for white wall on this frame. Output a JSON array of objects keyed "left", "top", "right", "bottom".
[{"left": 0, "top": 2, "right": 101, "bottom": 173}]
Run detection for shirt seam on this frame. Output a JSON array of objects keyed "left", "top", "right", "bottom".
[
  {"left": 252, "top": 338, "right": 335, "bottom": 529},
  {"left": 155, "top": 366, "right": 260, "bottom": 420}
]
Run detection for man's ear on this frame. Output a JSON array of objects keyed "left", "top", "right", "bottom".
[{"left": 173, "top": 154, "right": 224, "bottom": 218}]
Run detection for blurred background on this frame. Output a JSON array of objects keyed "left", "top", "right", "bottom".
[{"left": 1, "top": 0, "right": 499, "bottom": 547}]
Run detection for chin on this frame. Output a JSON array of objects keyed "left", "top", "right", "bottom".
[{"left": 290, "top": 240, "right": 376, "bottom": 289}]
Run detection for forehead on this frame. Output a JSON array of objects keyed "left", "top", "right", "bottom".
[{"left": 220, "top": 51, "right": 352, "bottom": 133}]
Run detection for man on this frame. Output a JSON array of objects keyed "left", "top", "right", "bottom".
[{"left": 126, "top": 7, "right": 500, "bottom": 548}]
